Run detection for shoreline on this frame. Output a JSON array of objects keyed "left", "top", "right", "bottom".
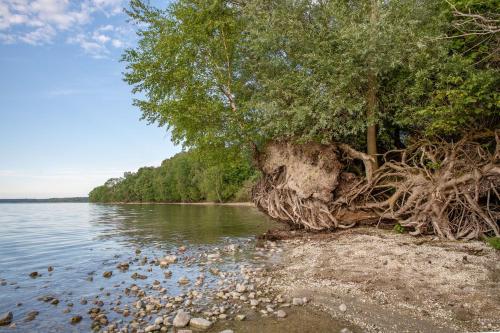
[
  {"left": 266, "top": 227, "right": 500, "bottom": 333},
  {"left": 92, "top": 201, "right": 255, "bottom": 207}
]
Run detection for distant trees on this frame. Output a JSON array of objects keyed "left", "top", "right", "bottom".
[{"left": 89, "top": 150, "right": 254, "bottom": 203}]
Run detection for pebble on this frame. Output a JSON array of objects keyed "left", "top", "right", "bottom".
[
  {"left": 173, "top": 310, "right": 191, "bottom": 327},
  {"left": 70, "top": 315, "right": 82, "bottom": 324},
  {"left": 276, "top": 309, "right": 287, "bottom": 318},
  {"left": 220, "top": 330, "right": 234, "bottom": 333},
  {"left": 102, "top": 271, "right": 113, "bottom": 278},
  {"left": 178, "top": 276, "right": 190, "bottom": 285},
  {"left": 189, "top": 317, "right": 212, "bottom": 330},
  {"left": 178, "top": 330, "right": 193, "bottom": 333},
  {"left": 29, "top": 271, "right": 39, "bottom": 278},
  {"left": 235, "top": 314, "right": 246, "bottom": 321},
  {"left": 24, "top": 311, "right": 39, "bottom": 322},
  {"left": 339, "top": 303, "right": 347, "bottom": 312},
  {"left": 48, "top": 266, "right": 54, "bottom": 272},
  {"left": 0, "top": 312, "right": 13, "bottom": 326},
  {"left": 292, "top": 297, "right": 304, "bottom": 306}
]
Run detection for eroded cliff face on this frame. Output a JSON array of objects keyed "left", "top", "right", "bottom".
[{"left": 256, "top": 141, "right": 344, "bottom": 203}]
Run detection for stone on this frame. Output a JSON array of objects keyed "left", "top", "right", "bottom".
[
  {"left": 48, "top": 266, "right": 54, "bottom": 272},
  {"left": 0, "top": 312, "right": 13, "bottom": 326},
  {"left": 178, "top": 330, "right": 193, "bottom": 333},
  {"left": 236, "top": 284, "right": 246, "bottom": 293},
  {"left": 131, "top": 272, "right": 147, "bottom": 280},
  {"left": 145, "top": 324, "right": 160, "bottom": 332},
  {"left": 163, "top": 255, "right": 178, "bottom": 264},
  {"left": 219, "top": 330, "right": 234, "bottom": 333},
  {"left": 340, "top": 328, "right": 353, "bottom": 333},
  {"left": 117, "top": 262, "right": 129, "bottom": 270},
  {"left": 292, "top": 298, "right": 304, "bottom": 306},
  {"left": 70, "top": 315, "right": 82, "bottom": 324},
  {"left": 154, "top": 317, "right": 163, "bottom": 325},
  {"left": 102, "top": 271, "right": 113, "bottom": 278},
  {"left": 178, "top": 276, "right": 190, "bottom": 285},
  {"left": 235, "top": 314, "right": 246, "bottom": 321},
  {"left": 29, "top": 272, "right": 39, "bottom": 278},
  {"left": 24, "top": 311, "right": 39, "bottom": 322},
  {"left": 173, "top": 310, "right": 191, "bottom": 327},
  {"left": 189, "top": 317, "right": 212, "bottom": 330},
  {"left": 276, "top": 310, "right": 287, "bottom": 318},
  {"left": 339, "top": 303, "right": 347, "bottom": 312},
  {"left": 250, "top": 299, "right": 259, "bottom": 306}
]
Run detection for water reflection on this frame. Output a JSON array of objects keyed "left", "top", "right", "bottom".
[{"left": 90, "top": 204, "right": 275, "bottom": 246}]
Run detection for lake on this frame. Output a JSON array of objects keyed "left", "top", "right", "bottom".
[{"left": 0, "top": 203, "right": 355, "bottom": 333}]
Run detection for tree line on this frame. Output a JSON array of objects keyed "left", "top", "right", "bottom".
[{"left": 89, "top": 149, "right": 255, "bottom": 203}]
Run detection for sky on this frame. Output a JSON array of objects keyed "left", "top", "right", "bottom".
[{"left": 0, "top": 0, "right": 180, "bottom": 199}]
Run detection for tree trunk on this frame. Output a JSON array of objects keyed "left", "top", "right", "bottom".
[{"left": 367, "top": 0, "right": 379, "bottom": 170}]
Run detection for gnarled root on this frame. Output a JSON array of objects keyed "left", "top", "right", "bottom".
[{"left": 252, "top": 132, "right": 500, "bottom": 239}]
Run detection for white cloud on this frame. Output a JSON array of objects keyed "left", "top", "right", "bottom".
[{"left": 0, "top": 0, "right": 130, "bottom": 56}]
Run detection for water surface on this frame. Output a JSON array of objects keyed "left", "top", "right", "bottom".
[{"left": 0, "top": 203, "right": 274, "bottom": 332}]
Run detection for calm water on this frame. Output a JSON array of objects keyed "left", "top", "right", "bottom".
[{"left": 0, "top": 203, "right": 275, "bottom": 332}]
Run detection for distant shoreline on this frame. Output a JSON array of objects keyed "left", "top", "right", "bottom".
[
  {"left": 93, "top": 201, "right": 254, "bottom": 207},
  {"left": 0, "top": 197, "right": 88, "bottom": 203}
]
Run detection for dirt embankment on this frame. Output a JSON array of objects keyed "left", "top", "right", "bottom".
[{"left": 267, "top": 227, "right": 500, "bottom": 333}]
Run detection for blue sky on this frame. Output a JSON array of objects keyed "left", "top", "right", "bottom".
[{"left": 0, "top": 0, "right": 180, "bottom": 198}]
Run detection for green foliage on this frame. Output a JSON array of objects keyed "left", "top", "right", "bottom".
[
  {"left": 486, "top": 237, "right": 500, "bottom": 250},
  {"left": 89, "top": 149, "right": 255, "bottom": 203},
  {"left": 393, "top": 223, "right": 406, "bottom": 234}
]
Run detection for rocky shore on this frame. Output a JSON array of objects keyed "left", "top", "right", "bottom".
[{"left": 2, "top": 226, "right": 498, "bottom": 333}]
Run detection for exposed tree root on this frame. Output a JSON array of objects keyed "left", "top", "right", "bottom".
[{"left": 252, "top": 132, "right": 500, "bottom": 239}]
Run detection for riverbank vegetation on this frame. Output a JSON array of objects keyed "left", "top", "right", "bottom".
[
  {"left": 93, "top": 0, "right": 498, "bottom": 239},
  {"left": 89, "top": 149, "right": 255, "bottom": 203}
]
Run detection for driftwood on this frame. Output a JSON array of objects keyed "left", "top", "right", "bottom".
[{"left": 252, "top": 131, "right": 500, "bottom": 239}]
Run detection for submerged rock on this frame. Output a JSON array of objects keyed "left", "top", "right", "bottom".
[
  {"left": 178, "top": 276, "right": 190, "bottom": 285},
  {"left": 102, "top": 271, "right": 113, "bottom": 278},
  {"left": 70, "top": 315, "right": 82, "bottom": 324},
  {"left": 29, "top": 272, "right": 39, "bottom": 278},
  {"left": 0, "top": 312, "right": 13, "bottom": 326},
  {"left": 24, "top": 311, "right": 38, "bottom": 322}
]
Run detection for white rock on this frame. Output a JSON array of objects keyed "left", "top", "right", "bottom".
[
  {"left": 250, "top": 299, "right": 259, "bottom": 306},
  {"left": 339, "top": 303, "right": 347, "bottom": 312},
  {"left": 276, "top": 310, "right": 287, "bottom": 318},
  {"left": 189, "top": 317, "right": 212, "bottom": 330},
  {"left": 292, "top": 298, "right": 304, "bottom": 306},
  {"left": 236, "top": 284, "right": 246, "bottom": 293},
  {"left": 219, "top": 330, "right": 234, "bottom": 333},
  {"left": 173, "top": 310, "right": 191, "bottom": 327}
]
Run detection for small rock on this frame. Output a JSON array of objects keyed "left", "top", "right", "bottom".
[
  {"left": 29, "top": 272, "right": 39, "bottom": 278},
  {"left": 339, "top": 303, "right": 347, "bottom": 312},
  {"left": 178, "top": 276, "right": 190, "bottom": 285},
  {"left": 24, "top": 311, "right": 39, "bottom": 322},
  {"left": 189, "top": 317, "right": 212, "bottom": 330},
  {"left": 276, "top": 310, "right": 287, "bottom": 318},
  {"left": 145, "top": 324, "right": 160, "bottom": 332},
  {"left": 250, "top": 299, "right": 259, "bottom": 306},
  {"left": 70, "top": 315, "right": 82, "bottom": 324},
  {"left": 173, "top": 310, "right": 190, "bottom": 327},
  {"left": 340, "top": 328, "right": 353, "bottom": 333},
  {"left": 102, "top": 271, "right": 112, "bottom": 278},
  {"left": 117, "top": 262, "right": 129, "bottom": 270},
  {"left": 0, "top": 312, "right": 12, "bottom": 326},
  {"left": 292, "top": 298, "right": 304, "bottom": 306},
  {"left": 235, "top": 314, "right": 246, "bottom": 321},
  {"left": 48, "top": 266, "right": 54, "bottom": 272},
  {"left": 236, "top": 284, "right": 246, "bottom": 293},
  {"left": 178, "top": 330, "right": 193, "bottom": 333}
]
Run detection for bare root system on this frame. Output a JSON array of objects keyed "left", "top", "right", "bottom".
[{"left": 253, "top": 132, "right": 500, "bottom": 240}]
